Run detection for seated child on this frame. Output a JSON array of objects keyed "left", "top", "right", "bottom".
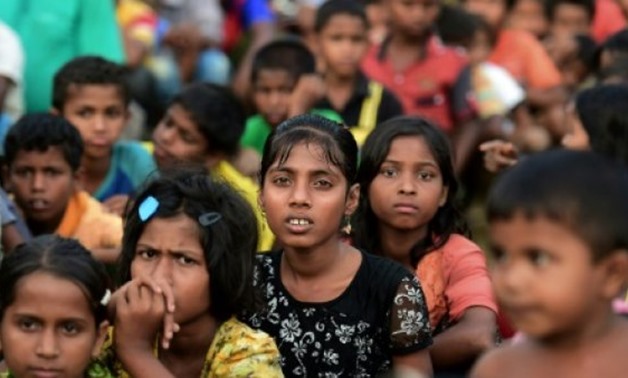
[
  {"left": 353, "top": 116, "right": 498, "bottom": 374},
  {"left": 361, "top": 0, "right": 467, "bottom": 133},
  {"left": 0, "top": 235, "right": 111, "bottom": 377},
  {"left": 239, "top": 38, "right": 343, "bottom": 157},
  {"left": 101, "top": 170, "right": 282, "bottom": 377},
  {"left": 4, "top": 113, "right": 123, "bottom": 262},
  {"left": 313, "top": 0, "right": 403, "bottom": 146},
  {"left": 52, "top": 56, "right": 157, "bottom": 215},
  {"left": 151, "top": 83, "right": 275, "bottom": 251},
  {"left": 471, "top": 149, "right": 628, "bottom": 377}
]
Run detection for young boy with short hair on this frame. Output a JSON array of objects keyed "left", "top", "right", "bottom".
[
  {"left": 544, "top": 0, "right": 595, "bottom": 37},
  {"left": 4, "top": 113, "right": 123, "bottom": 262},
  {"left": 52, "top": 56, "right": 157, "bottom": 215},
  {"left": 151, "top": 83, "right": 274, "bottom": 251},
  {"left": 361, "top": 0, "right": 467, "bottom": 133},
  {"left": 313, "top": 0, "right": 403, "bottom": 146},
  {"left": 472, "top": 150, "right": 628, "bottom": 378},
  {"left": 240, "top": 38, "right": 343, "bottom": 156}
]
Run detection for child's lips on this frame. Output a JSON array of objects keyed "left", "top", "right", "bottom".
[{"left": 28, "top": 199, "right": 50, "bottom": 211}]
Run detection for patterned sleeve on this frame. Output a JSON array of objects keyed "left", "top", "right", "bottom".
[{"left": 389, "top": 276, "right": 433, "bottom": 355}]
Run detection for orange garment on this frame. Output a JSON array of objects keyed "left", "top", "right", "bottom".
[
  {"left": 592, "top": 0, "right": 626, "bottom": 44},
  {"left": 56, "top": 191, "right": 123, "bottom": 250},
  {"left": 489, "top": 29, "right": 562, "bottom": 90},
  {"left": 415, "top": 234, "right": 497, "bottom": 331}
]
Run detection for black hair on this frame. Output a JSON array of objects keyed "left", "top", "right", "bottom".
[
  {"left": 574, "top": 84, "right": 628, "bottom": 166},
  {"left": 4, "top": 113, "right": 84, "bottom": 171},
  {"left": 52, "top": 56, "right": 130, "bottom": 110},
  {"left": 544, "top": 0, "right": 595, "bottom": 22},
  {"left": 314, "top": 0, "right": 369, "bottom": 33},
  {"left": 119, "top": 168, "right": 259, "bottom": 321},
  {"left": 599, "top": 28, "right": 628, "bottom": 67},
  {"left": 574, "top": 34, "right": 598, "bottom": 71},
  {"left": 353, "top": 116, "right": 469, "bottom": 268},
  {"left": 259, "top": 114, "right": 358, "bottom": 188},
  {"left": 487, "top": 149, "right": 628, "bottom": 261},
  {"left": 251, "top": 38, "right": 316, "bottom": 84},
  {"left": 171, "top": 83, "right": 245, "bottom": 157},
  {"left": 437, "top": 5, "right": 481, "bottom": 47},
  {"left": 0, "top": 235, "right": 110, "bottom": 324}
]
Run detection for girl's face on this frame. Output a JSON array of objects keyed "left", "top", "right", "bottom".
[
  {"left": 489, "top": 215, "right": 612, "bottom": 342},
  {"left": 0, "top": 271, "right": 107, "bottom": 378},
  {"left": 260, "top": 142, "right": 359, "bottom": 251},
  {"left": 367, "top": 136, "right": 448, "bottom": 240},
  {"left": 131, "top": 214, "right": 211, "bottom": 326},
  {"left": 561, "top": 103, "right": 589, "bottom": 151}
]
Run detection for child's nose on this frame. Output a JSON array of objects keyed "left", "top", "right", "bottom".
[
  {"left": 35, "top": 329, "right": 60, "bottom": 359},
  {"left": 398, "top": 174, "right": 417, "bottom": 195}
]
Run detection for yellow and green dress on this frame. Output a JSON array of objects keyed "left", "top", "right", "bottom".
[{"left": 98, "top": 316, "right": 283, "bottom": 377}]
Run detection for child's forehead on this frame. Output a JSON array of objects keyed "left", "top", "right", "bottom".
[
  {"left": 12, "top": 146, "right": 72, "bottom": 168},
  {"left": 255, "top": 68, "right": 296, "bottom": 84},
  {"left": 63, "top": 83, "right": 125, "bottom": 105}
]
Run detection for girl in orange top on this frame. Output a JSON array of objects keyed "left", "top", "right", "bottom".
[{"left": 353, "top": 116, "right": 498, "bottom": 376}]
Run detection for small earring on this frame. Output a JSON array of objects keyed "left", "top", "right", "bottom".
[{"left": 341, "top": 215, "right": 352, "bottom": 237}]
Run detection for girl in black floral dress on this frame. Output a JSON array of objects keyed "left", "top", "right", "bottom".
[{"left": 246, "top": 114, "right": 433, "bottom": 377}]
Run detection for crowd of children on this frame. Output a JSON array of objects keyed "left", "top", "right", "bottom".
[{"left": 0, "top": 0, "right": 627, "bottom": 376}]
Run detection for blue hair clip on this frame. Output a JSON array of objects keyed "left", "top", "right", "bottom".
[
  {"left": 198, "top": 212, "right": 222, "bottom": 227},
  {"left": 138, "top": 196, "right": 159, "bottom": 221}
]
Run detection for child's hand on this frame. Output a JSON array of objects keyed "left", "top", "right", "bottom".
[
  {"left": 111, "top": 276, "right": 178, "bottom": 351},
  {"left": 289, "top": 74, "right": 327, "bottom": 117},
  {"left": 479, "top": 140, "right": 519, "bottom": 173},
  {"left": 103, "top": 195, "right": 130, "bottom": 217}
]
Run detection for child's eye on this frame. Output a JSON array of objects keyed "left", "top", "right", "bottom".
[
  {"left": 417, "top": 171, "right": 435, "bottom": 181},
  {"left": 61, "top": 322, "right": 81, "bottom": 335},
  {"left": 77, "top": 109, "right": 93, "bottom": 118},
  {"left": 527, "top": 249, "right": 552, "bottom": 267},
  {"left": 137, "top": 249, "right": 158, "bottom": 260},
  {"left": 490, "top": 246, "right": 507, "bottom": 264},
  {"left": 176, "top": 255, "right": 197, "bottom": 266},
  {"left": 313, "top": 179, "right": 333, "bottom": 189},
  {"left": 105, "top": 108, "right": 123, "bottom": 118},
  {"left": 18, "top": 317, "right": 40, "bottom": 332},
  {"left": 272, "top": 176, "right": 291, "bottom": 186},
  {"left": 380, "top": 167, "right": 397, "bottom": 178}
]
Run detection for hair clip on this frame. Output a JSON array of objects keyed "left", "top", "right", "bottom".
[
  {"left": 139, "top": 195, "right": 159, "bottom": 221},
  {"left": 100, "top": 289, "right": 112, "bottom": 306},
  {"left": 198, "top": 212, "right": 222, "bottom": 227}
]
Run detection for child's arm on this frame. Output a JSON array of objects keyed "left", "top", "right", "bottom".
[
  {"left": 430, "top": 307, "right": 497, "bottom": 369},
  {"left": 114, "top": 279, "right": 178, "bottom": 378},
  {"left": 102, "top": 194, "right": 130, "bottom": 217},
  {"left": 479, "top": 140, "right": 519, "bottom": 173},
  {"left": 288, "top": 74, "right": 327, "bottom": 118}
]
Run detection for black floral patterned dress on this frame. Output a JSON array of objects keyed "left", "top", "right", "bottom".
[{"left": 245, "top": 250, "right": 433, "bottom": 377}]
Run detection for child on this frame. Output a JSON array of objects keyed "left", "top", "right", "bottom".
[
  {"left": 101, "top": 170, "right": 282, "bottom": 377},
  {"left": 0, "top": 235, "right": 111, "bottom": 377},
  {"left": 544, "top": 0, "right": 595, "bottom": 37},
  {"left": 240, "top": 38, "right": 343, "bottom": 157},
  {"left": 313, "top": 0, "right": 403, "bottom": 146},
  {"left": 353, "top": 116, "right": 498, "bottom": 375},
  {"left": 151, "top": 83, "right": 274, "bottom": 251},
  {"left": 481, "top": 84, "right": 628, "bottom": 172},
  {"left": 246, "top": 114, "right": 433, "bottom": 377},
  {"left": 361, "top": 0, "right": 467, "bottom": 133},
  {"left": 471, "top": 150, "right": 628, "bottom": 377},
  {"left": 464, "top": 0, "right": 567, "bottom": 138},
  {"left": 4, "top": 114, "right": 123, "bottom": 262},
  {"left": 52, "top": 56, "right": 157, "bottom": 216}
]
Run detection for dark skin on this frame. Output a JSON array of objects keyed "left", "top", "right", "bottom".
[
  {"left": 1, "top": 223, "right": 24, "bottom": 253},
  {"left": 232, "top": 22, "right": 277, "bottom": 101},
  {"left": 378, "top": 225, "right": 497, "bottom": 370}
]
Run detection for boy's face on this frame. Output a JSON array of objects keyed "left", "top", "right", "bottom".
[
  {"left": 489, "top": 214, "right": 608, "bottom": 341},
  {"left": 386, "top": 0, "right": 440, "bottom": 39},
  {"left": 252, "top": 69, "right": 296, "bottom": 127},
  {"left": 464, "top": 0, "right": 507, "bottom": 30},
  {"left": 551, "top": 4, "right": 591, "bottom": 37},
  {"left": 152, "top": 103, "right": 210, "bottom": 169},
  {"left": 468, "top": 28, "right": 493, "bottom": 65},
  {"left": 508, "top": 0, "right": 548, "bottom": 38},
  {"left": 317, "top": 14, "right": 368, "bottom": 78},
  {"left": 8, "top": 147, "right": 78, "bottom": 230},
  {"left": 58, "top": 84, "right": 129, "bottom": 160}
]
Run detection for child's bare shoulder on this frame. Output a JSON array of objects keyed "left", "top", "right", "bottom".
[{"left": 469, "top": 340, "right": 538, "bottom": 378}]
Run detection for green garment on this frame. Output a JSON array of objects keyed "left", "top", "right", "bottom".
[
  {"left": 241, "top": 109, "right": 344, "bottom": 155},
  {"left": 0, "top": 0, "right": 124, "bottom": 112}
]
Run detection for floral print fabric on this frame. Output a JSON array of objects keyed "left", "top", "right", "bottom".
[{"left": 245, "top": 250, "right": 432, "bottom": 377}]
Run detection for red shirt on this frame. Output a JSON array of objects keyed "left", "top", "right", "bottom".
[
  {"left": 361, "top": 36, "right": 467, "bottom": 132},
  {"left": 592, "top": 0, "right": 626, "bottom": 43}
]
